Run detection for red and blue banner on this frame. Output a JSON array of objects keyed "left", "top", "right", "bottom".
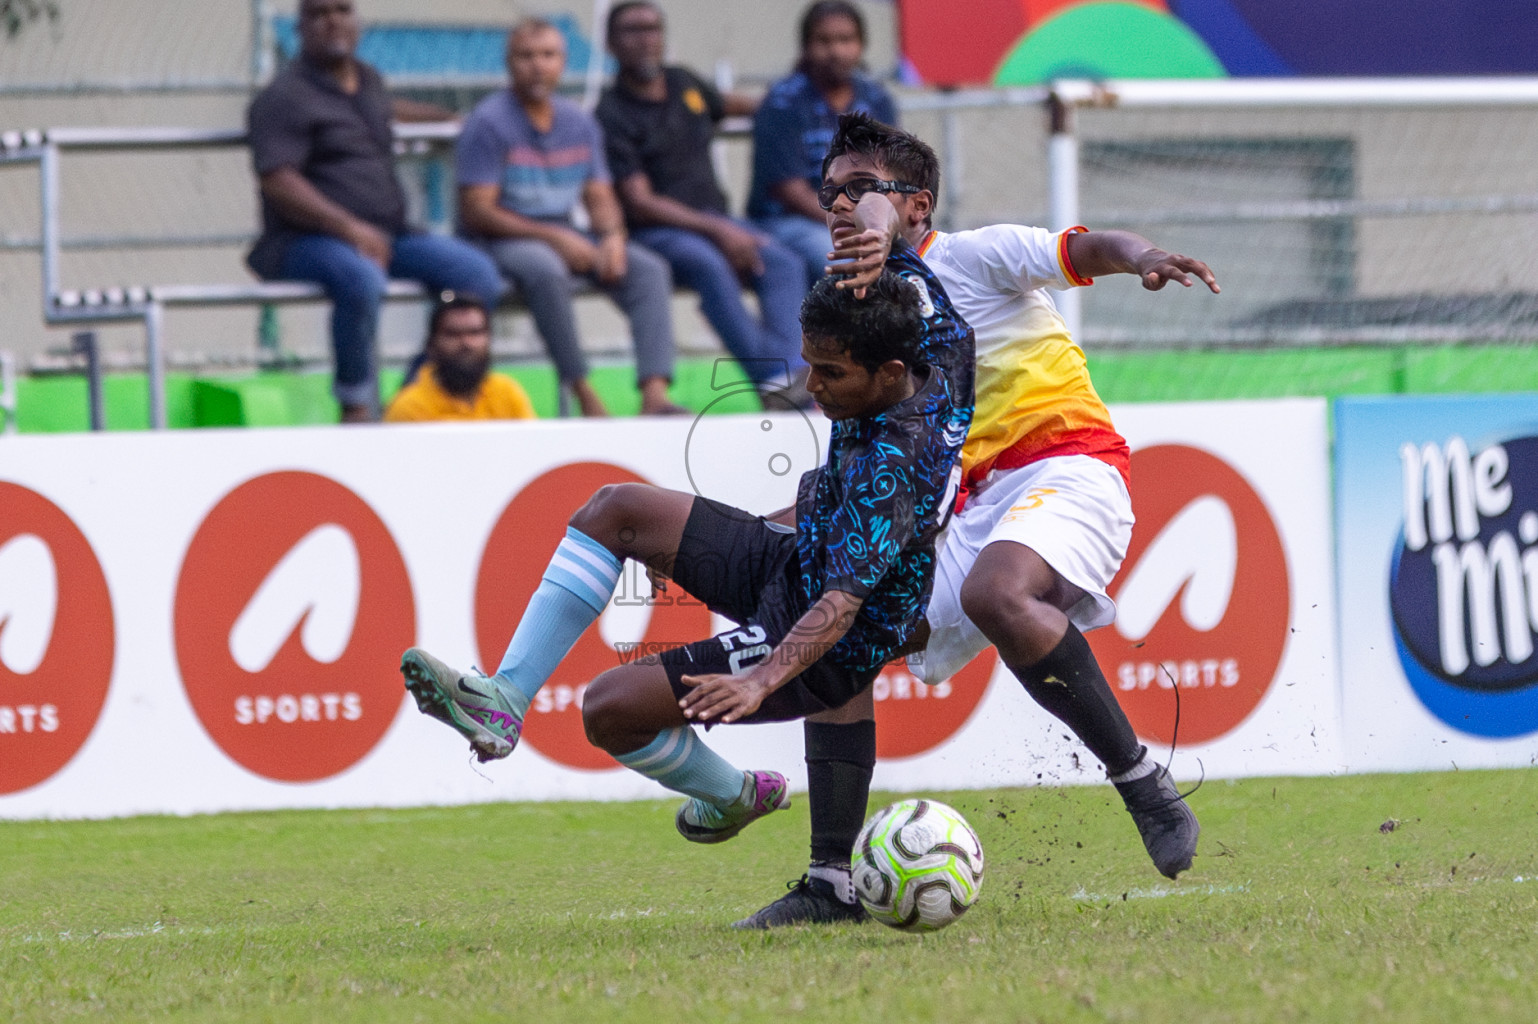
[{"left": 899, "top": 1, "right": 1538, "bottom": 87}]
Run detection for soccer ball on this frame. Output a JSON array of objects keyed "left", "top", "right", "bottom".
[{"left": 852, "top": 798, "right": 984, "bottom": 932}]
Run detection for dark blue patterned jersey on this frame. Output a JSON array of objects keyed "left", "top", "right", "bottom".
[{"left": 792, "top": 236, "right": 976, "bottom": 676}]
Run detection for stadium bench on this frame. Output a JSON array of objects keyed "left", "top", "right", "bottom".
[{"left": 19, "top": 109, "right": 751, "bottom": 429}]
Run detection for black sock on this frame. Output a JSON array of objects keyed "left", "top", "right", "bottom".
[
  {"left": 804, "top": 719, "right": 876, "bottom": 868},
  {"left": 1008, "top": 623, "right": 1143, "bottom": 776}
]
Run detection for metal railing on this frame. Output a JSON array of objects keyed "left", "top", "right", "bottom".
[
  {"left": 10, "top": 77, "right": 1538, "bottom": 429},
  {"left": 0, "top": 351, "right": 16, "bottom": 436},
  {"left": 3, "top": 121, "right": 460, "bottom": 429},
  {"left": 1, "top": 117, "right": 756, "bottom": 430}
]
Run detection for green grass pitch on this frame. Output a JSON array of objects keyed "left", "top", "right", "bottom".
[{"left": 4, "top": 769, "right": 1536, "bottom": 1023}]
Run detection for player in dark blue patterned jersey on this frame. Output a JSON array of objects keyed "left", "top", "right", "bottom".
[
  {"left": 400, "top": 257, "right": 975, "bottom": 853},
  {"left": 790, "top": 235, "right": 973, "bottom": 679}
]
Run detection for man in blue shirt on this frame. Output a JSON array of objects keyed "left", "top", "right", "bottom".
[
  {"left": 748, "top": 1, "right": 899, "bottom": 287},
  {"left": 458, "top": 18, "right": 682, "bottom": 417},
  {"left": 400, "top": 234, "right": 974, "bottom": 849}
]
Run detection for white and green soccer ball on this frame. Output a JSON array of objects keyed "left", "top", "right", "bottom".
[{"left": 852, "top": 798, "right": 984, "bottom": 932}]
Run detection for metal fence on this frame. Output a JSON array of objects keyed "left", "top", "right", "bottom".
[
  {"left": 901, "top": 78, "right": 1538, "bottom": 348},
  {"left": 7, "top": 76, "right": 1538, "bottom": 428}
]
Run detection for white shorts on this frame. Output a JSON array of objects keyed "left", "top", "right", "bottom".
[{"left": 912, "top": 455, "right": 1134, "bottom": 683}]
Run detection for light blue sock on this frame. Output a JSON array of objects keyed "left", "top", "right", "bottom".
[
  {"left": 614, "top": 726, "right": 747, "bottom": 808},
  {"left": 494, "top": 526, "right": 622, "bottom": 712}
]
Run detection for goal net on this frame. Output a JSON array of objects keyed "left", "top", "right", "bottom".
[{"left": 901, "top": 79, "right": 1538, "bottom": 351}]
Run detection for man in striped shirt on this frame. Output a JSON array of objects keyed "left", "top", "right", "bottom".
[{"left": 457, "top": 17, "right": 682, "bottom": 417}]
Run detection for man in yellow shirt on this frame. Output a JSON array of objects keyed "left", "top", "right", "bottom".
[{"left": 385, "top": 291, "right": 536, "bottom": 422}]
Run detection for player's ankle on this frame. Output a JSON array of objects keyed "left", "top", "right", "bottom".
[
  {"left": 1108, "top": 745, "right": 1156, "bottom": 784},
  {"left": 808, "top": 861, "right": 857, "bottom": 904},
  {"left": 489, "top": 671, "right": 532, "bottom": 718}
]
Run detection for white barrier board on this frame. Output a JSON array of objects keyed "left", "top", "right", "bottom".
[
  {"left": 1334, "top": 395, "right": 1538, "bottom": 771},
  {"left": 0, "top": 398, "right": 1336, "bottom": 819}
]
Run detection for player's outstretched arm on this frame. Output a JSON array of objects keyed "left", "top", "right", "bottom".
[
  {"left": 1066, "top": 229, "right": 1221, "bottom": 294},
  {"left": 678, "top": 588, "right": 864, "bottom": 723}
]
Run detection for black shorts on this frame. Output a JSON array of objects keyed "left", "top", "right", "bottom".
[{"left": 658, "top": 497, "right": 877, "bottom": 723}]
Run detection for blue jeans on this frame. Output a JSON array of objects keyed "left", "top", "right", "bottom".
[
  {"left": 755, "top": 214, "right": 834, "bottom": 289},
  {"left": 278, "top": 232, "right": 506, "bottom": 409},
  {"left": 631, "top": 223, "right": 806, "bottom": 385},
  {"left": 481, "top": 236, "right": 675, "bottom": 385}
]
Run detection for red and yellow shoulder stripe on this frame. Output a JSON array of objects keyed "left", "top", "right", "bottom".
[{"left": 1058, "top": 226, "right": 1093, "bottom": 287}]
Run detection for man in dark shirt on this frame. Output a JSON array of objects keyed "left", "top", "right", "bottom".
[
  {"left": 246, "top": 0, "right": 505, "bottom": 422},
  {"left": 749, "top": 1, "right": 900, "bottom": 286},
  {"left": 400, "top": 253, "right": 974, "bottom": 853},
  {"left": 594, "top": 0, "right": 810, "bottom": 405}
]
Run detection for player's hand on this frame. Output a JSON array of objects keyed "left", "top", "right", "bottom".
[
  {"left": 678, "top": 671, "right": 772, "bottom": 724},
  {"left": 550, "top": 228, "right": 600, "bottom": 275},
  {"left": 645, "top": 564, "right": 671, "bottom": 594},
  {"left": 344, "top": 220, "right": 392, "bottom": 270},
  {"left": 713, "top": 221, "right": 767, "bottom": 277},
  {"left": 1135, "top": 249, "right": 1220, "bottom": 294},
  {"left": 827, "top": 224, "right": 892, "bottom": 298},
  {"left": 593, "top": 232, "right": 628, "bottom": 284}
]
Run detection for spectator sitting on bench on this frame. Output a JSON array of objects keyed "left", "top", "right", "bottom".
[
  {"left": 385, "top": 291, "right": 535, "bottom": 422},
  {"left": 458, "top": 17, "right": 685, "bottom": 417},
  {"left": 596, "top": 0, "right": 812, "bottom": 408},
  {"left": 246, "top": 0, "right": 506, "bottom": 423},
  {"left": 748, "top": 0, "right": 898, "bottom": 288}
]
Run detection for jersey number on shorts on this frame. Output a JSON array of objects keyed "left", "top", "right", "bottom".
[{"left": 720, "top": 625, "right": 772, "bottom": 675}]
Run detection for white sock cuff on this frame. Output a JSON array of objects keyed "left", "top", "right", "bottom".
[
  {"left": 615, "top": 727, "right": 692, "bottom": 775},
  {"left": 809, "top": 862, "right": 856, "bottom": 904},
  {"left": 542, "top": 540, "right": 620, "bottom": 611},
  {"left": 1108, "top": 754, "right": 1158, "bottom": 784}
]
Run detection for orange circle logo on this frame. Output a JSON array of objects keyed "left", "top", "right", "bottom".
[
  {"left": 0, "top": 482, "right": 115, "bottom": 794},
  {"left": 174, "top": 472, "right": 415, "bottom": 782},
  {"left": 1088, "top": 445, "right": 1289, "bottom": 745},
  {"left": 872, "top": 651, "right": 997, "bottom": 759},
  {"left": 475, "top": 464, "right": 713, "bottom": 771}
]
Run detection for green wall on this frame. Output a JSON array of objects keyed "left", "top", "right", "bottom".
[{"left": 7, "top": 346, "right": 1537, "bottom": 434}]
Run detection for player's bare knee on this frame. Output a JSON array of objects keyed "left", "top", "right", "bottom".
[
  {"left": 580, "top": 673, "right": 622, "bottom": 750},
  {"left": 569, "top": 484, "right": 640, "bottom": 548},
  {"left": 960, "top": 566, "right": 1032, "bottom": 637}
]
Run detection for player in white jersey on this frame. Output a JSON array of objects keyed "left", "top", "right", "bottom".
[{"left": 735, "top": 113, "right": 1221, "bottom": 928}]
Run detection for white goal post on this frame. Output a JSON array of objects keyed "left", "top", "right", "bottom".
[{"left": 911, "top": 77, "right": 1538, "bottom": 348}]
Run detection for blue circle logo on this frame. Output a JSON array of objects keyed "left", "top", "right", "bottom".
[{"left": 1388, "top": 433, "right": 1538, "bottom": 737}]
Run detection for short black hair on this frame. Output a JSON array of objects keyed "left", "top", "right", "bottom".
[
  {"left": 426, "top": 290, "right": 489, "bottom": 344},
  {"left": 607, "top": 0, "right": 660, "bottom": 44},
  {"left": 799, "top": 271, "right": 925, "bottom": 374},
  {"left": 799, "top": 0, "right": 865, "bottom": 51},
  {"left": 822, "top": 112, "right": 941, "bottom": 225}
]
